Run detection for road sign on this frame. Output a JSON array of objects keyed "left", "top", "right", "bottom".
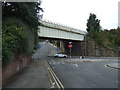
[
  {"left": 69, "top": 42, "right": 72, "bottom": 44},
  {"left": 38, "top": 44, "right": 41, "bottom": 49},
  {"left": 68, "top": 44, "right": 72, "bottom": 60},
  {"left": 68, "top": 44, "right": 72, "bottom": 48}
]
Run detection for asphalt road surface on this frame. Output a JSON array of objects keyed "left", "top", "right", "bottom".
[
  {"left": 32, "top": 42, "right": 59, "bottom": 59},
  {"left": 46, "top": 58, "right": 119, "bottom": 88}
]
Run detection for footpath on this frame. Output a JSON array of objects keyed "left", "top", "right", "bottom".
[
  {"left": 3, "top": 59, "right": 52, "bottom": 88},
  {"left": 64, "top": 57, "right": 120, "bottom": 70},
  {"left": 3, "top": 42, "right": 60, "bottom": 89},
  {"left": 107, "top": 63, "right": 120, "bottom": 70}
]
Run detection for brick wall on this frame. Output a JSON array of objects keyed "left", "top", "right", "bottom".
[{"left": 2, "top": 55, "right": 31, "bottom": 85}]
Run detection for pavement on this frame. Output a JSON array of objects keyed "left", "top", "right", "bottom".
[
  {"left": 107, "top": 63, "right": 120, "bottom": 70},
  {"left": 3, "top": 42, "right": 60, "bottom": 89},
  {"left": 3, "top": 59, "right": 52, "bottom": 88},
  {"left": 60, "top": 57, "right": 120, "bottom": 70}
]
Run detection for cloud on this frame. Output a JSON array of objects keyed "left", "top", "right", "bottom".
[{"left": 41, "top": 0, "right": 119, "bottom": 31}]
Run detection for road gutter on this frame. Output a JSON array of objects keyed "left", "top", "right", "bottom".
[{"left": 44, "top": 60, "right": 64, "bottom": 89}]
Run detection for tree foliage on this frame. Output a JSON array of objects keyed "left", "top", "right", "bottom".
[
  {"left": 91, "top": 27, "right": 120, "bottom": 50},
  {"left": 2, "top": 2, "right": 43, "bottom": 30},
  {"left": 2, "top": 18, "right": 28, "bottom": 64},
  {"left": 2, "top": 2, "right": 43, "bottom": 65},
  {"left": 86, "top": 13, "right": 119, "bottom": 51},
  {"left": 86, "top": 13, "right": 101, "bottom": 38}
]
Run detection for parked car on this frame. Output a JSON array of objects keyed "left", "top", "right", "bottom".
[{"left": 54, "top": 53, "right": 67, "bottom": 58}]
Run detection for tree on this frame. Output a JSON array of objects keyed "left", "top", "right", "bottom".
[
  {"left": 2, "top": 2, "right": 43, "bottom": 30},
  {"left": 2, "top": 2, "right": 43, "bottom": 65},
  {"left": 86, "top": 13, "right": 101, "bottom": 35}
]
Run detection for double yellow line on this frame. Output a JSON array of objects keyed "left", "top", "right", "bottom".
[{"left": 45, "top": 61, "right": 64, "bottom": 89}]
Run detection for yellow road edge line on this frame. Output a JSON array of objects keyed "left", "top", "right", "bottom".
[
  {"left": 45, "top": 61, "right": 60, "bottom": 88},
  {"left": 48, "top": 66, "right": 60, "bottom": 88},
  {"left": 49, "top": 66, "right": 64, "bottom": 89},
  {"left": 45, "top": 61, "right": 62, "bottom": 88},
  {"left": 90, "top": 60, "right": 97, "bottom": 61},
  {"left": 46, "top": 61, "right": 64, "bottom": 89},
  {"left": 45, "top": 64, "right": 55, "bottom": 88},
  {"left": 44, "top": 61, "right": 55, "bottom": 88}
]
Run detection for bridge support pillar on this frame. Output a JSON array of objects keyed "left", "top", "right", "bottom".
[{"left": 56, "top": 41, "right": 65, "bottom": 53}]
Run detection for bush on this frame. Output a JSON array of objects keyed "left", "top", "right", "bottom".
[{"left": 2, "top": 17, "right": 36, "bottom": 65}]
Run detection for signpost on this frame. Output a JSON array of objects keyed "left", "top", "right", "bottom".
[
  {"left": 68, "top": 44, "right": 72, "bottom": 48},
  {"left": 68, "top": 42, "right": 72, "bottom": 60}
]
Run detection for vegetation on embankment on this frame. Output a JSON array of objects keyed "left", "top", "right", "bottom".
[
  {"left": 90, "top": 28, "right": 120, "bottom": 51},
  {"left": 2, "top": 2, "right": 43, "bottom": 66},
  {"left": 2, "top": 17, "right": 35, "bottom": 65},
  {"left": 86, "top": 13, "right": 120, "bottom": 52}
]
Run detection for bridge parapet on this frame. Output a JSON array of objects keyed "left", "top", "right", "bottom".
[
  {"left": 38, "top": 19, "right": 85, "bottom": 41},
  {"left": 39, "top": 19, "right": 85, "bottom": 35}
]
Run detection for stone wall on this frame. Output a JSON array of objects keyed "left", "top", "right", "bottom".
[
  {"left": 86, "top": 38, "right": 118, "bottom": 57},
  {"left": 63, "top": 41, "right": 83, "bottom": 56},
  {"left": 48, "top": 39, "right": 118, "bottom": 57},
  {"left": 2, "top": 55, "right": 31, "bottom": 86}
]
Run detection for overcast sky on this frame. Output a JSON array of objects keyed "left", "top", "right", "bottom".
[{"left": 41, "top": 0, "right": 119, "bottom": 31}]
